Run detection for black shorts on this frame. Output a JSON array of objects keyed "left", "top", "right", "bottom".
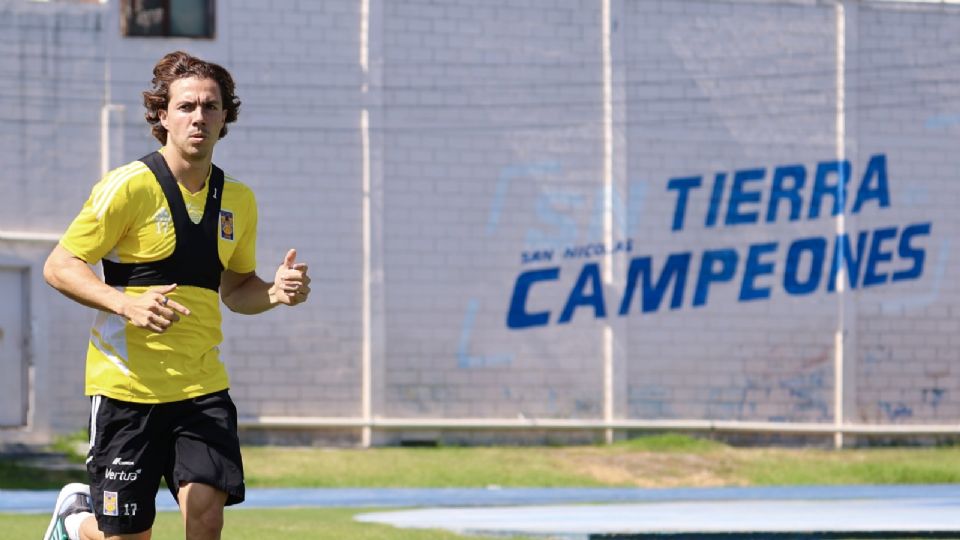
[{"left": 86, "top": 390, "right": 245, "bottom": 535}]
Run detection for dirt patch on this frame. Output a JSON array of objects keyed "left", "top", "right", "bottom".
[{"left": 555, "top": 449, "right": 749, "bottom": 488}]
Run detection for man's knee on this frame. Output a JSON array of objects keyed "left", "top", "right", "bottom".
[
  {"left": 187, "top": 506, "right": 224, "bottom": 537},
  {"left": 180, "top": 483, "right": 227, "bottom": 539},
  {"left": 81, "top": 514, "right": 151, "bottom": 540}
]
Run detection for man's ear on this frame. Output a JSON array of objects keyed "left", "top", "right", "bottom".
[{"left": 158, "top": 108, "right": 168, "bottom": 129}]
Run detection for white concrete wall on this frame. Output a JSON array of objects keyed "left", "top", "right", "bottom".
[
  {"left": 0, "top": 0, "right": 956, "bottom": 446},
  {"left": 0, "top": 1, "right": 107, "bottom": 441},
  {"left": 853, "top": 2, "right": 960, "bottom": 425},
  {"left": 379, "top": 0, "right": 605, "bottom": 421},
  {"left": 620, "top": 1, "right": 841, "bottom": 423}
]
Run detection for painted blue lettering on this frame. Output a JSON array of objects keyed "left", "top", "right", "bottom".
[
  {"left": 619, "top": 253, "right": 691, "bottom": 314},
  {"left": 626, "top": 181, "right": 647, "bottom": 235},
  {"left": 863, "top": 227, "right": 898, "bottom": 287},
  {"left": 587, "top": 184, "right": 648, "bottom": 240},
  {"left": 693, "top": 249, "right": 738, "bottom": 306},
  {"left": 892, "top": 222, "right": 931, "bottom": 282},
  {"left": 612, "top": 239, "right": 633, "bottom": 254},
  {"left": 506, "top": 267, "right": 560, "bottom": 329},
  {"left": 766, "top": 165, "right": 806, "bottom": 223},
  {"left": 809, "top": 160, "right": 851, "bottom": 219},
  {"left": 784, "top": 237, "right": 826, "bottom": 295},
  {"left": 527, "top": 192, "right": 582, "bottom": 250},
  {"left": 726, "top": 168, "right": 765, "bottom": 226},
  {"left": 667, "top": 176, "right": 701, "bottom": 231},
  {"left": 521, "top": 250, "right": 553, "bottom": 265},
  {"left": 558, "top": 263, "right": 606, "bottom": 323},
  {"left": 564, "top": 243, "right": 606, "bottom": 259},
  {"left": 740, "top": 242, "right": 779, "bottom": 301},
  {"left": 705, "top": 173, "right": 726, "bottom": 228},
  {"left": 852, "top": 154, "right": 891, "bottom": 213},
  {"left": 827, "top": 231, "right": 868, "bottom": 292}
]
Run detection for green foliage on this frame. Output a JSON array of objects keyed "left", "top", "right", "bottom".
[
  {"left": 614, "top": 433, "right": 728, "bottom": 452},
  {"left": 50, "top": 429, "right": 89, "bottom": 463},
  {"left": 0, "top": 460, "right": 86, "bottom": 489},
  {"left": 0, "top": 429, "right": 88, "bottom": 489}
]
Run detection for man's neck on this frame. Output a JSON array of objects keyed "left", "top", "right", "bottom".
[{"left": 160, "top": 147, "right": 211, "bottom": 194}]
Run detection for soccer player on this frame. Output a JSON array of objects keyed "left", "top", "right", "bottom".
[{"left": 42, "top": 51, "right": 311, "bottom": 540}]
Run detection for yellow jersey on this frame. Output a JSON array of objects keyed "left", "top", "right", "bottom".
[{"left": 60, "top": 157, "right": 257, "bottom": 403}]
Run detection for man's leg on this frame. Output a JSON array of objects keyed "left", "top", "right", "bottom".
[
  {"left": 178, "top": 482, "right": 228, "bottom": 540},
  {"left": 42, "top": 483, "right": 150, "bottom": 540},
  {"left": 78, "top": 516, "right": 151, "bottom": 540},
  {"left": 165, "top": 391, "right": 243, "bottom": 540}
]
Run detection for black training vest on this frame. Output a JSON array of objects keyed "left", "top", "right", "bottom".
[{"left": 101, "top": 152, "right": 225, "bottom": 292}]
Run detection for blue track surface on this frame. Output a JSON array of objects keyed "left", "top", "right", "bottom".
[{"left": 4, "top": 485, "right": 958, "bottom": 513}]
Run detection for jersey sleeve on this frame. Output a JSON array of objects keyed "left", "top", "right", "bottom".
[
  {"left": 227, "top": 187, "right": 258, "bottom": 274},
  {"left": 59, "top": 168, "right": 140, "bottom": 264}
]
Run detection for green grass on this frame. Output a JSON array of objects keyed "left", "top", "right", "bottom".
[
  {"left": 741, "top": 447, "right": 960, "bottom": 485},
  {"left": 613, "top": 432, "right": 728, "bottom": 452},
  {"left": 9, "top": 434, "right": 960, "bottom": 491},
  {"left": 0, "top": 508, "right": 525, "bottom": 540},
  {"left": 242, "top": 445, "right": 605, "bottom": 488},
  {"left": 0, "top": 460, "right": 86, "bottom": 489},
  {"left": 241, "top": 435, "right": 960, "bottom": 489}
]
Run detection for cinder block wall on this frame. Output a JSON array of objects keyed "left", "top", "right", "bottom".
[
  {"left": 619, "top": 1, "right": 842, "bottom": 424},
  {"left": 0, "top": 0, "right": 956, "bottom": 446}
]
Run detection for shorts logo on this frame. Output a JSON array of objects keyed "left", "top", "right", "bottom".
[
  {"left": 105, "top": 468, "right": 140, "bottom": 482},
  {"left": 104, "top": 490, "right": 119, "bottom": 516},
  {"left": 112, "top": 457, "right": 135, "bottom": 466},
  {"left": 220, "top": 210, "right": 234, "bottom": 241}
]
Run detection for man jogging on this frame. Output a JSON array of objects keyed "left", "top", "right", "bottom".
[{"left": 42, "top": 50, "right": 311, "bottom": 540}]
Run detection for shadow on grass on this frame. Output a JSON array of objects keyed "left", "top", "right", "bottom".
[{"left": 0, "top": 459, "right": 87, "bottom": 490}]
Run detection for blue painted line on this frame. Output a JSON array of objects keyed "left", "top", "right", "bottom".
[
  {"left": 457, "top": 298, "right": 514, "bottom": 369},
  {"left": 486, "top": 161, "right": 561, "bottom": 236},
  {"left": 5, "top": 485, "right": 960, "bottom": 514}
]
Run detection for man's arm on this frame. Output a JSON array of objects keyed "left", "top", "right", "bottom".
[
  {"left": 220, "top": 249, "right": 310, "bottom": 314},
  {"left": 43, "top": 244, "right": 189, "bottom": 333}
]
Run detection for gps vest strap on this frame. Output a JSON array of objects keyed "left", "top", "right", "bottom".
[{"left": 102, "top": 152, "right": 225, "bottom": 292}]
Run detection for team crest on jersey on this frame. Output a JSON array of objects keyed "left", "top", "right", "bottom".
[
  {"left": 153, "top": 207, "right": 172, "bottom": 234},
  {"left": 220, "top": 210, "right": 234, "bottom": 241},
  {"left": 103, "top": 490, "right": 119, "bottom": 516}
]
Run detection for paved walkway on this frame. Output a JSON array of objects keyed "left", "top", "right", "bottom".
[
  {"left": 357, "top": 496, "right": 960, "bottom": 539},
  {"left": 5, "top": 485, "right": 960, "bottom": 538}
]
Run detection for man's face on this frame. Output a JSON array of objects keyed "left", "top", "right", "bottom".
[{"left": 159, "top": 76, "right": 226, "bottom": 161}]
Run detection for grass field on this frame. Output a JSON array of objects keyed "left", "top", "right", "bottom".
[
  {"left": 242, "top": 435, "right": 960, "bottom": 488},
  {"left": 5, "top": 434, "right": 960, "bottom": 539},
  {"left": 1, "top": 508, "right": 527, "bottom": 540}
]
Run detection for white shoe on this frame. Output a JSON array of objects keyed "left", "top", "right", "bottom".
[{"left": 42, "top": 483, "right": 91, "bottom": 540}]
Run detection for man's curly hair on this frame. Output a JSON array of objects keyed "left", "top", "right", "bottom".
[{"left": 143, "top": 51, "right": 241, "bottom": 144}]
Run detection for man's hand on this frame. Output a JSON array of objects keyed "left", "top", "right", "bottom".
[
  {"left": 121, "top": 283, "right": 191, "bottom": 333},
  {"left": 269, "top": 249, "right": 311, "bottom": 306}
]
